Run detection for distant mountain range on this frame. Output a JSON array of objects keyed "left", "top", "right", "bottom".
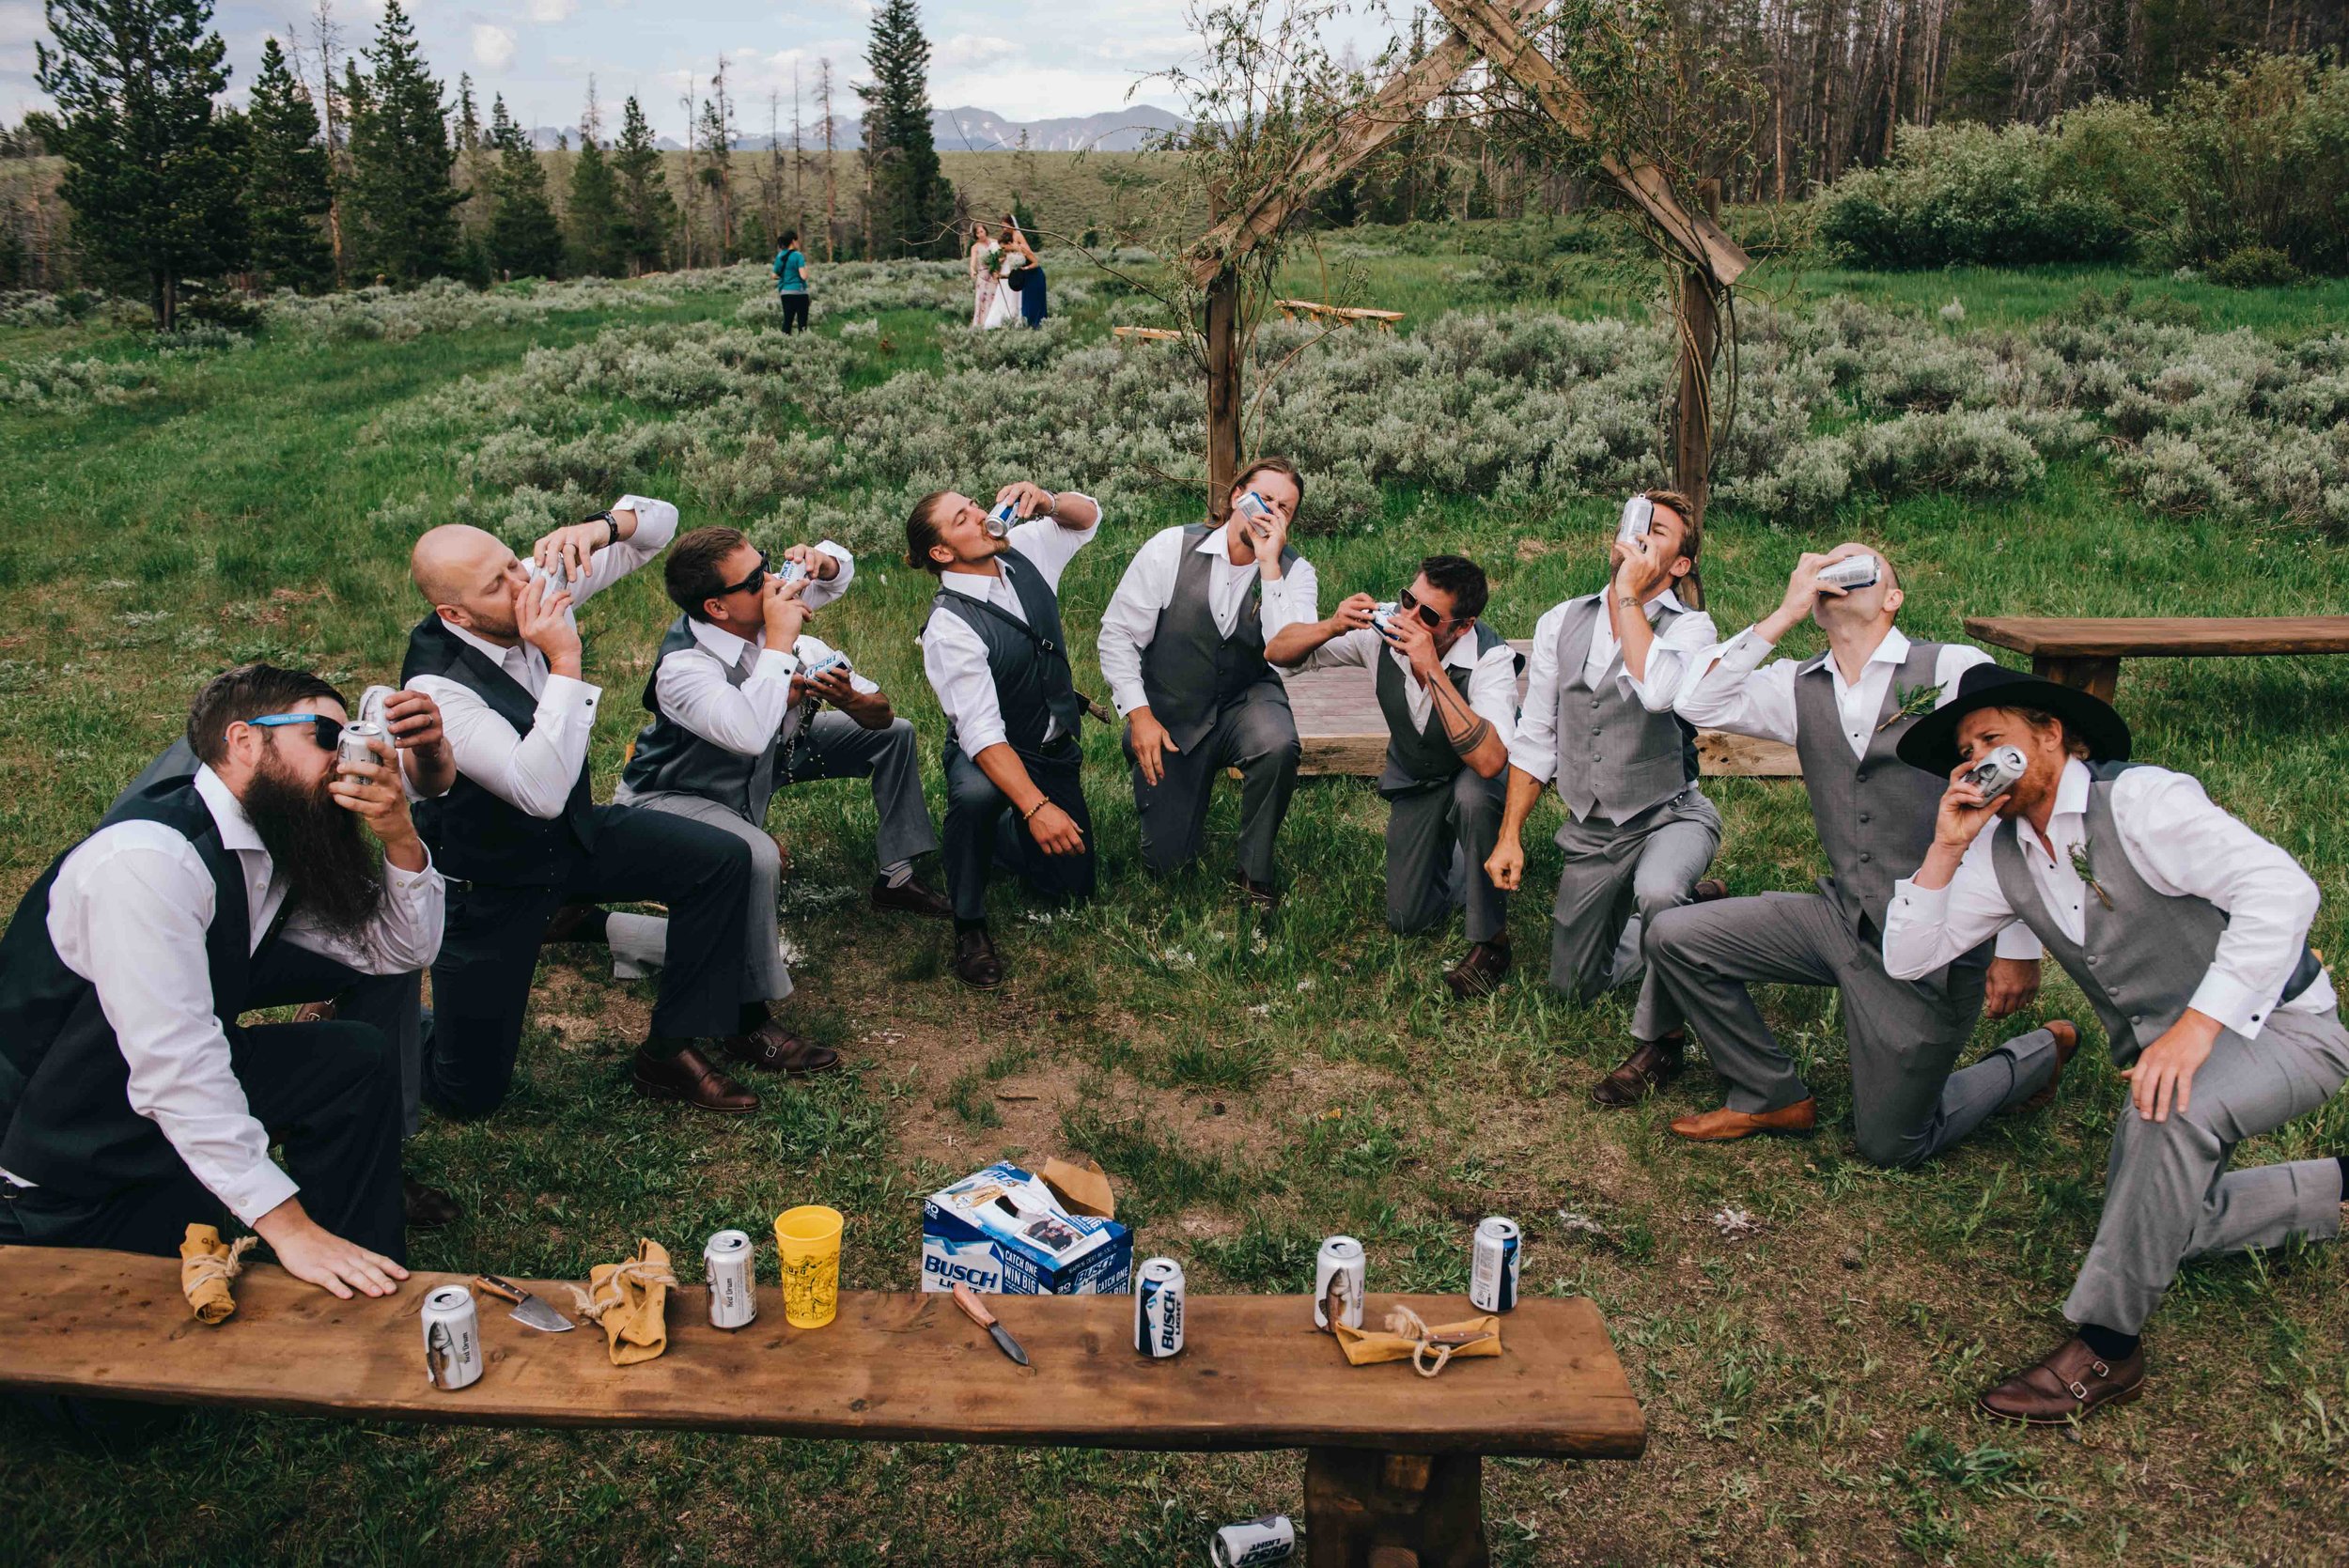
[{"left": 530, "top": 104, "right": 1182, "bottom": 154}]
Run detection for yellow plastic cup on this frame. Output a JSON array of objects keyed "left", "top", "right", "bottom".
[{"left": 773, "top": 1205, "right": 844, "bottom": 1328}]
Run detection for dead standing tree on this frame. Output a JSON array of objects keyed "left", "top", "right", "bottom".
[{"left": 1178, "top": 0, "right": 1750, "bottom": 522}]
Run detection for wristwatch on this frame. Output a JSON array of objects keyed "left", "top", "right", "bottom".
[{"left": 583, "top": 509, "right": 617, "bottom": 548}]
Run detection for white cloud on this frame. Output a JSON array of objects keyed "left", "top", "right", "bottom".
[
  {"left": 935, "top": 33, "right": 1015, "bottom": 69},
  {"left": 530, "top": 0, "right": 578, "bottom": 20},
  {"left": 472, "top": 24, "right": 517, "bottom": 70}
]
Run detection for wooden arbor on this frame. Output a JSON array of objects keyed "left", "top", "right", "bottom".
[{"left": 1183, "top": 0, "right": 1751, "bottom": 520}]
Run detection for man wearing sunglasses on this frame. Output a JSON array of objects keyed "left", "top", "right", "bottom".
[
  {"left": 0, "top": 664, "right": 440, "bottom": 1302},
  {"left": 1098, "top": 457, "right": 1318, "bottom": 909},
  {"left": 404, "top": 498, "right": 764, "bottom": 1118},
  {"left": 1283, "top": 557, "right": 1521, "bottom": 995},
  {"left": 1487, "top": 491, "right": 1724, "bottom": 1095}
]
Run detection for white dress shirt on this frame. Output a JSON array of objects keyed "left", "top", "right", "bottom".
[
  {"left": 1299, "top": 626, "right": 1519, "bottom": 745},
  {"left": 655, "top": 617, "right": 881, "bottom": 758},
  {"left": 404, "top": 494, "right": 677, "bottom": 820},
  {"left": 2, "top": 767, "right": 445, "bottom": 1222},
  {"left": 1883, "top": 759, "right": 2335, "bottom": 1036},
  {"left": 790, "top": 541, "right": 857, "bottom": 614},
  {"left": 1097, "top": 522, "right": 1321, "bottom": 718},
  {"left": 1510, "top": 590, "right": 1718, "bottom": 794},
  {"left": 920, "top": 505, "right": 1101, "bottom": 755}
]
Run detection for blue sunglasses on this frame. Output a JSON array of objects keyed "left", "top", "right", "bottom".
[{"left": 246, "top": 712, "right": 345, "bottom": 750}]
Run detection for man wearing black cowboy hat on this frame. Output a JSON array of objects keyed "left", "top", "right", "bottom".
[
  {"left": 1656, "top": 543, "right": 2066, "bottom": 1162},
  {"left": 1885, "top": 664, "right": 2347, "bottom": 1424}
]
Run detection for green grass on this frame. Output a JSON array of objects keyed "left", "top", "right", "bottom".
[{"left": 4, "top": 228, "right": 2349, "bottom": 1566}]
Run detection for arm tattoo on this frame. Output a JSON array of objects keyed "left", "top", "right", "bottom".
[{"left": 1431, "top": 676, "right": 1493, "bottom": 756}]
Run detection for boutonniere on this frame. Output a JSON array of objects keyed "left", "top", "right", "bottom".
[
  {"left": 1876, "top": 680, "right": 1945, "bottom": 732},
  {"left": 2069, "top": 841, "right": 2114, "bottom": 910}
]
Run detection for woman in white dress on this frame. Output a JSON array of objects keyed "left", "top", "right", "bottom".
[{"left": 969, "top": 223, "right": 1006, "bottom": 330}]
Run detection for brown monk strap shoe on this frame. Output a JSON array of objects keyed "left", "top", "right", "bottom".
[
  {"left": 1691, "top": 878, "right": 1729, "bottom": 903},
  {"left": 1977, "top": 1336, "right": 2146, "bottom": 1425},
  {"left": 402, "top": 1176, "right": 463, "bottom": 1230},
  {"left": 722, "top": 1020, "right": 840, "bottom": 1077},
  {"left": 2018, "top": 1019, "right": 2082, "bottom": 1113},
  {"left": 631, "top": 1044, "right": 760, "bottom": 1114},
  {"left": 1592, "top": 1034, "right": 1686, "bottom": 1107},
  {"left": 1442, "top": 937, "right": 1513, "bottom": 999},
  {"left": 953, "top": 925, "right": 1005, "bottom": 988},
  {"left": 871, "top": 876, "right": 954, "bottom": 919},
  {"left": 1671, "top": 1097, "right": 1817, "bottom": 1141}
]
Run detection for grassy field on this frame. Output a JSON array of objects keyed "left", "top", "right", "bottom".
[{"left": 3, "top": 231, "right": 2348, "bottom": 1566}]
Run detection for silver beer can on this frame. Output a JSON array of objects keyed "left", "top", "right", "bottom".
[
  {"left": 422, "top": 1284, "right": 483, "bottom": 1390},
  {"left": 1816, "top": 553, "right": 1882, "bottom": 591},
  {"left": 985, "top": 499, "right": 1020, "bottom": 538},
  {"left": 1134, "top": 1255, "right": 1186, "bottom": 1358},
  {"left": 336, "top": 721, "right": 386, "bottom": 780},
  {"left": 1962, "top": 744, "right": 2028, "bottom": 801},
  {"left": 705, "top": 1228, "right": 758, "bottom": 1330},
  {"left": 1470, "top": 1216, "right": 1521, "bottom": 1313},
  {"left": 1368, "top": 600, "right": 1401, "bottom": 639},
  {"left": 1616, "top": 493, "right": 1654, "bottom": 544},
  {"left": 1313, "top": 1234, "right": 1365, "bottom": 1331},
  {"left": 1209, "top": 1514, "right": 1296, "bottom": 1567}
]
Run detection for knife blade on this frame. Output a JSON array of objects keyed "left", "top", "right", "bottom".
[
  {"left": 474, "top": 1274, "right": 578, "bottom": 1333},
  {"left": 952, "top": 1281, "right": 1030, "bottom": 1367}
]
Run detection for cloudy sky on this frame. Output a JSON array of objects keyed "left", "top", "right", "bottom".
[{"left": 4, "top": 0, "right": 1398, "bottom": 140}]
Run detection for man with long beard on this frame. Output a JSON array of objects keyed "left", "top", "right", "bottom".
[{"left": 0, "top": 664, "right": 439, "bottom": 1297}]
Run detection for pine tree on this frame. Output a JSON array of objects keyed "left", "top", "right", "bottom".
[
  {"left": 342, "top": 0, "right": 460, "bottom": 283},
  {"left": 486, "top": 95, "right": 563, "bottom": 278},
  {"left": 611, "top": 94, "right": 677, "bottom": 274},
  {"left": 566, "top": 79, "right": 621, "bottom": 276},
  {"left": 855, "top": 0, "right": 955, "bottom": 258},
  {"left": 242, "top": 36, "right": 334, "bottom": 292},
  {"left": 695, "top": 58, "right": 738, "bottom": 257},
  {"left": 36, "top": 0, "right": 248, "bottom": 328}
]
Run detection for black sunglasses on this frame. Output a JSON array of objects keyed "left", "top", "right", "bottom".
[
  {"left": 1397, "top": 588, "right": 1461, "bottom": 629},
  {"left": 248, "top": 713, "right": 345, "bottom": 750},
  {"left": 719, "top": 551, "right": 773, "bottom": 598}
]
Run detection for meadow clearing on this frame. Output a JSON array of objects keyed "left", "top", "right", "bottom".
[{"left": 2, "top": 225, "right": 2347, "bottom": 1565}]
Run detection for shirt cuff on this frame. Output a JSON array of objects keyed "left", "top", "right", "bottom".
[
  {"left": 753, "top": 647, "right": 800, "bottom": 682},
  {"left": 1992, "top": 923, "right": 2044, "bottom": 961},
  {"left": 539, "top": 672, "right": 601, "bottom": 715},
  {"left": 1887, "top": 877, "right": 1950, "bottom": 928},
  {"left": 614, "top": 495, "right": 678, "bottom": 550},
  {"left": 1720, "top": 628, "right": 1778, "bottom": 675},
  {"left": 958, "top": 720, "right": 1008, "bottom": 754},
  {"left": 219, "top": 1160, "right": 301, "bottom": 1229},
  {"left": 2186, "top": 971, "right": 2269, "bottom": 1039}
]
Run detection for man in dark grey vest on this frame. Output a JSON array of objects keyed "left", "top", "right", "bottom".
[
  {"left": 1097, "top": 458, "right": 1319, "bottom": 908},
  {"left": 1887, "top": 666, "right": 2346, "bottom": 1423},
  {"left": 1285, "top": 555, "right": 1521, "bottom": 993},
  {"left": 1488, "top": 492, "right": 1724, "bottom": 1088},
  {"left": 910, "top": 479, "right": 1104, "bottom": 986},
  {"left": 1658, "top": 544, "right": 2062, "bottom": 1161}
]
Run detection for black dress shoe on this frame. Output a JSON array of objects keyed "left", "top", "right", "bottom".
[
  {"left": 953, "top": 926, "right": 1005, "bottom": 987},
  {"left": 871, "top": 876, "right": 954, "bottom": 919},
  {"left": 1690, "top": 878, "right": 1729, "bottom": 903},
  {"left": 541, "top": 903, "right": 610, "bottom": 945},
  {"left": 403, "top": 1177, "right": 463, "bottom": 1230}
]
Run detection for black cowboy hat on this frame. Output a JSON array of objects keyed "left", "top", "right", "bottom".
[{"left": 1895, "top": 663, "right": 2132, "bottom": 777}]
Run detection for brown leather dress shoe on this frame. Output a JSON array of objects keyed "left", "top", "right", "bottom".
[
  {"left": 1227, "top": 869, "right": 1280, "bottom": 910},
  {"left": 1442, "top": 937, "right": 1513, "bottom": 999},
  {"left": 1592, "top": 1034, "right": 1686, "bottom": 1107},
  {"left": 1977, "top": 1336, "right": 2146, "bottom": 1424},
  {"left": 292, "top": 1000, "right": 338, "bottom": 1024},
  {"left": 722, "top": 1019, "right": 841, "bottom": 1076},
  {"left": 631, "top": 1044, "right": 760, "bottom": 1113},
  {"left": 871, "top": 876, "right": 954, "bottom": 919},
  {"left": 541, "top": 903, "right": 610, "bottom": 945},
  {"left": 1671, "top": 1097, "right": 1818, "bottom": 1141},
  {"left": 2019, "top": 1019, "right": 2082, "bottom": 1113},
  {"left": 402, "top": 1176, "right": 463, "bottom": 1230},
  {"left": 953, "top": 926, "right": 1005, "bottom": 988},
  {"left": 1690, "top": 878, "right": 1729, "bottom": 903}
]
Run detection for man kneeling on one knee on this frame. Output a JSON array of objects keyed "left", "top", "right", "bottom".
[{"left": 1885, "top": 665, "right": 2348, "bottom": 1425}]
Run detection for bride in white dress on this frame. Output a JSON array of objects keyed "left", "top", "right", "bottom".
[{"left": 969, "top": 221, "right": 1019, "bottom": 331}]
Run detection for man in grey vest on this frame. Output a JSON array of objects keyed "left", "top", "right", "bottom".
[
  {"left": 1659, "top": 543, "right": 2062, "bottom": 1160},
  {"left": 1284, "top": 555, "right": 1520, "bottom": 994},
  {"left": 1489, "top": 492, "right": 1725, "bottom": 1084},
  {"left": 1886, "top": 665, "right": 2346, "bottom": 1422},
  {"left": 910, "top": 479, "right": 1104, "bottom": 986},
  {"left": 1097, "top": 458, "right": 1319, "bottom": 908}
]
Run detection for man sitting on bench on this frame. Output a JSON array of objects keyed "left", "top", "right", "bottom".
[{"left": 0, "top": 664, "right": 438, "bottom": 1299}]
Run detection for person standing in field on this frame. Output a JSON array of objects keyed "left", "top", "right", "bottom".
[
  {"left": 968, "top": 222, "right": 1008, "bottom": 331},
  {"left": 771, "top": 230, "right": 810, "bottom": 334},
  {"left": 1005, "top": 219, "right": 1048, "bottom": 328}
]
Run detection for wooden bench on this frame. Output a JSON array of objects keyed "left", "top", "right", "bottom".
[
  {"left": 1111, "top": 324, "right": 1194, "bottom": 345},
  {"left": 1274, "top": 300, "right": 1408, "bottom": 330},
  {"left": 1965, "top": 615, "right": 2349, "bottom": 701},
  {"left": 1280, "top": 640, "right": 1801, "bottom": 779},
  {"left": 0, "top": 1246, "right": 1645, "bottom": 1567}
]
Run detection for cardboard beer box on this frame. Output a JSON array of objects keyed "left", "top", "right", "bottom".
[{"left": 921, "top": 1160, "right": 1132, "bottom": 1296}]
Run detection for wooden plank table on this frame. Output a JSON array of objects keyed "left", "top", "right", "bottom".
[
  {"left": 1965, "top": 615, "right": 2349, "bottom": 701},
  {"left": 1274, "top": 300, "right": 1408, "bottom": 330},
  {"left": 0, "top": 1247, "right": 1645, "bottom": 1566},
  {"left": 1281, "top": 640, "right": 1800, "bottom": 779}
]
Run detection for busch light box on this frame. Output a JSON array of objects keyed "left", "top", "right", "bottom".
[{"left": 921, "top": 1161, "right": 1132, "bottom": 1296}]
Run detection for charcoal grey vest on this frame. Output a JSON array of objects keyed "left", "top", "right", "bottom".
[
  {"left": 1376, "top": 624, "right": 1505, "bottom": 789},
  {"left": 619, "top": 615, "right": 780, "bottom": 825},
  {"left": 0, "top": 773, "right": 266, "bottom": 1198},
  {"left": 1793, "top": 639, "right": 1954, "bottom": 941},
  {"left": 1140, "top": 524, "right": 1299, "bottom": 753},
  {"left": 1553, "top": 594, "right": 1702, "bottom": 822},
  {"left": 401, "top": 614, "right": 599, "bottom": 887},
  {"left": 931, "top": 550, "right": 1085, "bottom": 761},
  {"left": 1989, "top": 768, "right": 2327, "bottom": 1064}
]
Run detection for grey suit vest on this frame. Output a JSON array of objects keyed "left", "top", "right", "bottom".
[
  {"left": 620, "top": 615, "right": 779, "bottom": 825},
  {"left": 1553, "top": 595, "right": 1700, "bottom": 822},
  {"left": 1140, "top": 524, "right": 1299, "bottom": 753},
  {"left": 1377, "top": 623, "right": 1504, "bottom": 789},
  {"left": 1793, "top": 639, "right": 1954, "bottom": 940}
]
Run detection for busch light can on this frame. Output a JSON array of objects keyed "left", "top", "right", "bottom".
[
  {"left": 335, "top": 721, "right": 386, "bottom": 780},
  {"left": 1314, "top": 1234, "right": 1365, "bottom": 1331},
  {"left": 801, "top": 649, "right": 851, "bottom": 682},
  {"left": 985, "top": 499, "right": 1020, "bottom": 539},
  {"left": 422, "top": 1285, "right": 483, "bottom": 1391},
  {"left": 778, "top": 557, "right": 809, "bottom": 587},
  {"left": 1232, "top": 489, "right": 1276, "bottom": 539},
  {"left": 1962, "top": 744, "right": 2028, "bottom": 801},
  {"left": 1368, "top": 600, "right": 1401, "bottom": 639},
  {"left": 1134, "top": 1256, "right": 1186, "bottom": 1358},
  {"left": 1210, "top": 1514, "right": 1296, "bottom": 1567},
  {"left": 1816, "top": 553, "right": 1882, "bottom": 591},
  {"left": 1470, "top": 1216, "right": 1520, "bottom": 1313},
  {"left": 705, "top": 1228, "right": 758, "bottom": 1330},
  {"left": 1616, "top": 493, "right": 1654, "bottom": 544}
]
